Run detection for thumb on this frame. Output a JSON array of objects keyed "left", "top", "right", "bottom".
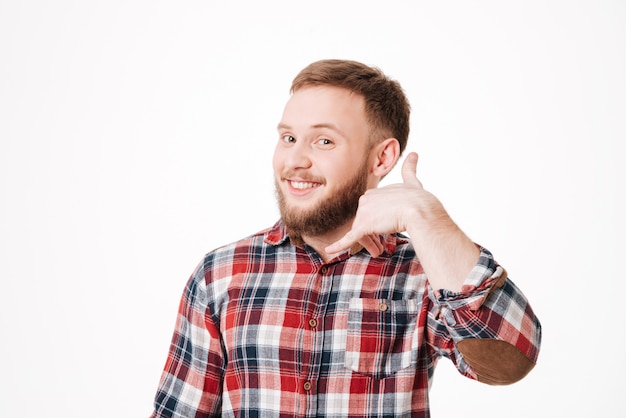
[{"left": 401, "top": 152, "right": 422, "bottom": 187}]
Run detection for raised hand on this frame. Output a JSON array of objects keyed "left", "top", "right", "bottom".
[
  {"left": 326, "top": 151, "right": 479, "bottom": 291},
  {"left": 325, "top": 152, "right": 437, "bottom": 257}
]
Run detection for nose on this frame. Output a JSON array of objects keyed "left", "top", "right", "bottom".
[{"left": 283, "top": 141, "right": 312, "bottom": 170}]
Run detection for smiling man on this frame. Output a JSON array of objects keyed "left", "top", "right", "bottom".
[
  {"left": 274, "top": 85, "right": 374, "bottom": 251},
  {"left": 151, "top": 59, "right": 542, "bottom": 417}
]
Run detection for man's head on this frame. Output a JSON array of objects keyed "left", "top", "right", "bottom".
[
  {"left": 273, "top": 59, "right": 411, "bottom": 241},
  {"left": 291, "top": 59, "right": 411, "bottom": 154}
]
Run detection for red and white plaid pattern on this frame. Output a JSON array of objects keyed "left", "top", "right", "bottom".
[{"left": 151, "top": 220, "right": 541, "bottom": 417}]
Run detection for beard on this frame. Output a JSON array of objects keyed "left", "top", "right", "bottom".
[{"left": 275, "top": 159, "right": 369, "bottom": 242}]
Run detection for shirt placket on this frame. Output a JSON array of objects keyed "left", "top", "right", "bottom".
[{"left": 299, "top": 262, "right": 334, "bottom": 417}]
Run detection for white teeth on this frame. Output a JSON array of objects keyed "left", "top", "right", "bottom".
[{"left": 290, "top": 181, "right": 317, "bottom": 190}]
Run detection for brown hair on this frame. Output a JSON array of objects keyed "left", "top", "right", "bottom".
[{"left": 290, "top": 59, "right": 411, "bottom": 154}]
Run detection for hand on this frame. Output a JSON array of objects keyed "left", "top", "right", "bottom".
[{"left": 326, "top": 152, "right": 439, "bottom": 257}]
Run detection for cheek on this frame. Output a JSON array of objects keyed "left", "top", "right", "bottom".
[
  {"left": 326, "top": 158, "right": 354, "bottom": 180},
  {"left": 271, "top": 147, "right": 282, "bottom": 173}
]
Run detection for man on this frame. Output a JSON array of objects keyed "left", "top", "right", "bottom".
[{"left": 151, "top": 59, "right": 541, "bottom": 417}]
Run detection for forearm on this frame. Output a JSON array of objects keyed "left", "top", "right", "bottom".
[
  {"left": 405, "top": 207, "right": 480, "bottom": 293},
  {"left": 429, "top": 254, "right": 542, "bottom": 385}
]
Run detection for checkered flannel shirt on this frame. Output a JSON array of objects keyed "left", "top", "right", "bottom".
[{"left": 151, "top": 220, "right": 541, "bottom": 417}]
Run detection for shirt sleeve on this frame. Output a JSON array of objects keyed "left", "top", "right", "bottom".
[
  {"left": 151, "top": 261, "right": 225, "bottom": 417},
  {"left": 427, "top": 247, "right": 542, "bottom": 385}
]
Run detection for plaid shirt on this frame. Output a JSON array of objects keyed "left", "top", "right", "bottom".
[{"left": 151, "top": 220, "right": 541, "bottom": 417}]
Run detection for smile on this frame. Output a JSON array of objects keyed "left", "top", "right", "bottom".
[{"left": 289, "top": 181, "right": 320, "bottom": 190}]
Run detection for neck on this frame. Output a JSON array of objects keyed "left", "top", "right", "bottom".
[{"left": 299, "top": 224, "right": 353, "bottom": 263}]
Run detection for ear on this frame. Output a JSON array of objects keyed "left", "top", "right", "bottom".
[{"left": 370, "top": 138, "right": 401, "bottom": 178}]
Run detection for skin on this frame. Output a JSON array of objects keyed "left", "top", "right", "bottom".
[{"left": 273, "top": 85, "right": 479, "bottom": 292}]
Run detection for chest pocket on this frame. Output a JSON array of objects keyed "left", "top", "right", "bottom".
[{"left": 344, "top": 298, "right": 420, "bottom": 379}]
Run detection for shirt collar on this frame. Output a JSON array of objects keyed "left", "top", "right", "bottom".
[{"left": 264, "top": 219, "right": 407, "bottom": 257}]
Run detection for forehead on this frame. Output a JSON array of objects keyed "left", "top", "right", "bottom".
[{"left": 280, "top": 85, "right": 368, "bottom": 132}]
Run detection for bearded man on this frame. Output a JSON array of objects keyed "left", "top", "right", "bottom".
[{"left": 151, "top": 59, "right": 542, "bottom": 418}]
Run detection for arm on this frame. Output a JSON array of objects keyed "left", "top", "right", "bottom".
[
  {"left": 327, "top": 152, "right": 541, "bottom": 383},
  {"left": 326, "top": 152, "right": 480, "bottom": 292},
  {"left": 427, "top": 249, "right": 542, "bottom": 385},
  {"left": 151, "top": 262, "right": 225, "bottom": 417}
]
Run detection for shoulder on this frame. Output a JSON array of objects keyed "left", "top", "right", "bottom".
[
  {"left": 201, "top": 226, "right": 272, "bottom": 265},
  {"left": 194, "top": 222, "right": 288, "bottom": 282},
  {"left": 189, "top": 224, "right": 287, "bottom": 314}
]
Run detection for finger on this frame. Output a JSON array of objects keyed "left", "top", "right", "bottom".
[
  {"left": 358, "top": 234, "right": 384, "bottom": 258},
  {"left": 325, "top": 231, "right": 358, "bottom": 255},
  {"left": 401, "top": 152, "right": 423, "bottom": 188}
]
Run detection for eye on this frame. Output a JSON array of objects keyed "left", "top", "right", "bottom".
[
  {"left": 282, "top": 134, "right": 296, "bottom": 143},
  {"left": 316, "top": 138, "right": 333, "bottom": 146}
]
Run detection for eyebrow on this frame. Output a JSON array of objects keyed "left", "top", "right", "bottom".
[{"left": 276, "top": 122, "right": 347, "bottom": 138}]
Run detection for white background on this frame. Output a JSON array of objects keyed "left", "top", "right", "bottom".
[{"left": 1, "top": 1, "right": 624, "bottom": 417}]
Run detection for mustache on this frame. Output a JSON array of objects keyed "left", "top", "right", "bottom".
[{"left": 280, "top": 170, "right": 326, "bottom": 184}]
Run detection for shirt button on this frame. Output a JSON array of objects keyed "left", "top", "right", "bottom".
[
  {"left": 308, "top": 318, "right": 317, "bottom": 328},
  {"left": 320, "top": 266, "right": 328, "bottom": 274},
  {"left": 303, "top": 381, "right": 312, "bottom": 391},
  {"left": 379, "top": 302, "right": 388, "bottom": 312}
]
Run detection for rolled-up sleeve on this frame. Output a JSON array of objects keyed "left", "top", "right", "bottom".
[{"left": 429, "top": 247, "right": 542, "bottom": 385}]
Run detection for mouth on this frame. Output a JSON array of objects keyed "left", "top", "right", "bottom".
[
  {"left": 282, "top": 176, "right": 324, "bottom": 196},
  {"left": 289, "top": 180, "right": 321, "bottom": 190}
]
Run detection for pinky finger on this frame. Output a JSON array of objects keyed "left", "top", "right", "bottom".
[{"left": 358, "top": 234, "right": 384, "bottom": 258}]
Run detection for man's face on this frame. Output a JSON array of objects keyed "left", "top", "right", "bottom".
[{"left": 273, "top": 85, "right": 374, "bottom": 239}]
